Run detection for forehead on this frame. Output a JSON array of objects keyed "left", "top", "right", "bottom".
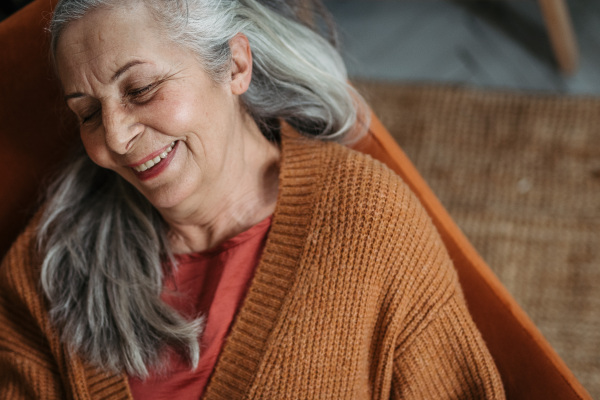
[{"left": 55, "top": 3, "right": 169, "bottom": 85}]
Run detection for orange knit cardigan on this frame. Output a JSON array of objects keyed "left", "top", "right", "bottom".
[{"left": 0, "top": 133, "right": 504, "bottom": 399}]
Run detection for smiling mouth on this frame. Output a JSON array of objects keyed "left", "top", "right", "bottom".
[{"left": 132, "top": 141, "right": 176, "bottom": 172}]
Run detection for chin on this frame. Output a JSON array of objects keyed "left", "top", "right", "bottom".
[
  {"left": 140, "top": 191, "right": 184, "bottom": 211},
  {"left": 139, "top": 184, "right": 196, "bottom": 212}
]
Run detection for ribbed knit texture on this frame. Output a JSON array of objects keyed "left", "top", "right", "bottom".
[{"left": 0, "top": 131, "right": 504, "bottom": 399}]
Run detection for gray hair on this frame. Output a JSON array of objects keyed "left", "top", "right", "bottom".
[
  {"left": 39, "top": 152, "right": 203, "bottom": 377},
  {"left": 49, "top": 0, "right": 368, "bottom": 140},
  {"left": 40, "top": 0, "right": 369, "bottom": 378}
]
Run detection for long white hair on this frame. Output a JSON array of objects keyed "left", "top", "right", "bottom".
[{"left": 40, "top": 0, "right": 368, "bottom": 378}]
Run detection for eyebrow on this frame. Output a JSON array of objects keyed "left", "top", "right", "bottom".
[
  {"left": 64, "top": 60, "right": 147, "bottom": 100},
  {"left": 111, "top": 60, "right": 146, "bottom": 82}
]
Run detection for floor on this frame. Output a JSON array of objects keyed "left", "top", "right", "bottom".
[{"left": 325, "top": 0, "right": 600, "bottom": 95}]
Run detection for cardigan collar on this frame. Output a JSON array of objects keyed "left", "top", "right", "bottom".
[{"left": 78, "top": 127, "right": 327, "bottom": 399}]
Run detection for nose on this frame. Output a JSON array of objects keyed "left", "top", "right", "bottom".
[{"left": 102, "top": 103, "right": 143, "bottom": 154}]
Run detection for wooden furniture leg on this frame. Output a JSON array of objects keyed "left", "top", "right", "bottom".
[{"left": 538, "top": 0, "right": 579, "bottom": 74}]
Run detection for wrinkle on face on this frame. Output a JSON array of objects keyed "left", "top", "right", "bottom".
[{"left": 55, "top": 2, "right": 280, "bottom": 252}]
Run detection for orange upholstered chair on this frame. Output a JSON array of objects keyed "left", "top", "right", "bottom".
[{"left": 0, "top": 1, "right": 592, "bottom": 398}]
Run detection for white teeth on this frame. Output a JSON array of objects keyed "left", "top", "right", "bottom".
[{"left": 133, "top": 141, "right": 177, "bottom": 172}]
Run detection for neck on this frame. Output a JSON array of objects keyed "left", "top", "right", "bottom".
[{"left": 161, "top": 120, "right": 280, "bottom": 254}]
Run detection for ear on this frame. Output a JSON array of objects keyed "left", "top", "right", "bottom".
[{"left": 229, "top": 33, "right": 253, "bottom": 95}]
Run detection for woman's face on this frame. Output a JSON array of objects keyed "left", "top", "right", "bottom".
[{"left": 55, "top": 3, "right": 254, "bottom": 211}]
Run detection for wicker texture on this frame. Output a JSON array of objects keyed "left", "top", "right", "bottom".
[{"left": 355, "top": 81, "right": 600, "bottom": 398}]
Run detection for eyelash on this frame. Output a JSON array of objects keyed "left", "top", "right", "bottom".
[
  {"left": 82, "top": 109, "right": 100, "bottom": 124},
  {"left": 128, "top": 84, "right": 154, "bottom": 99}
]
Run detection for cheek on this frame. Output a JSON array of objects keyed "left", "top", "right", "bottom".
[
  {"left": 146, "top": 84, "right": 232, "bottom": 134},
  {"left": 146, "top": 90, "right": 202, "bottom": 132},
  {"left": 80, "top": 132, "right": 113, "bottom": 169}
]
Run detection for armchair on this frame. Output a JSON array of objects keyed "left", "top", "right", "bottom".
[{"left": 0, "top": 0, "right": 591, "bottom": 398}]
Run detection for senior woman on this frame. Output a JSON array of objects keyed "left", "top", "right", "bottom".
[{"left": 0, "top": 0, "right": 505, "bottom": 398}]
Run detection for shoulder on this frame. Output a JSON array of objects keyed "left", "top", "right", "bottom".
[
  {"left": 282, "top": 131, "right": 409, "bottom": 206},
  {"left": 0, "top": 213, "right": 43, "bottom": 302},
  {"left": 285, "top": 134, "right": 439, "bottom": 249},
  {"left": 282, "top": 133, "right": 460, "bottom": 297},
  {"left": 0, "top": 212, "right": 52, "bottom": 344},
  {"left": 0, "top": 211, "right": 55, "bottom": 351},
  {"left": 0, "top": 212, "right": 80, "bottom": 400}
]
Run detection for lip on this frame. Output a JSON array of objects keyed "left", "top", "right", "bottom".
[
  {"left": 128, "top": 142, "right": 176, "bottom": 168},
  {"left": 131, "top": 141, "right": 179, "bottom": 181}
]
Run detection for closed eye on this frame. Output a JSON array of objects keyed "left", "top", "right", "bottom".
[
  {"left": 81, "top": 108, "right": 101, "bottom": 124},
  {"left": 129, "top": 84, "right": 153, "bottom": 97},
  {"left": 127, "top": 83, "right": 160, "bottom": 103}
]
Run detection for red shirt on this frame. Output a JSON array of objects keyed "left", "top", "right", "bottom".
[{"left": 128, "top": 216, "right": 272, "bottom": 399}]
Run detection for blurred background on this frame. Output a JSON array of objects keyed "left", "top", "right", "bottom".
[
  {"left": 327, "top": 0, "right": 600, "bottom": 93},
  {"left": 2, "top": 0, "right": 598, "bottom": 397},
  {"left": 325, "top": 1, "right": 599, "bottom": 397},
  {"left": 0, "top": 0, "right": 31, "bottom": 18}
]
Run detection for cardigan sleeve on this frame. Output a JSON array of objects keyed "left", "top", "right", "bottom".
[
  {"left": 0, "top": 225, "right": 67, "bottom": 399},
  {"left": 373, "top": 163, "right": 505, "bottom": 399},
  {"left": 390, "top": 291, "right": 506, "bottom": 399},
  {"left": 381, "top": 193, "right": 506, "bottom": 399}
]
